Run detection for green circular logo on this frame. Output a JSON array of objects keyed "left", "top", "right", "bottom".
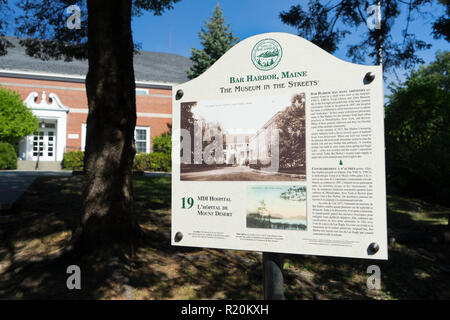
[{"left": 251, "top": 38, "right": 282, "bottom": 71}]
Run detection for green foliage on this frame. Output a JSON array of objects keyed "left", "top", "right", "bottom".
[
  {"left": 9, "top": 0, "right": 181, "bottom": 60},
  {"left": 152, "top": 132, "right": 171, "bottom": 154},
  {"left": 133, "top": 152, "right": 171, "bottom": 172},
  {"left": 180, "top": 102, "right": 197, "bottom": 164},
  {"left": 280, "top": 186, "right": 307, "bottom": 201},
  {"left": 187, "top": 4, "right": 239, "bottom": 79},
  {"left": 275, "top": 93, "right": 306, "bottom": 169},
  {"left": 0, "top": 142, "right": 17, "bottom": 169},
  {"left": 0, "top": 0, "right": 13, "bottom": 55},
  {"left": 279, "top": 0, "right": 438, "bottom": 72},
  {"left": 432, "top": 0, "right": 450, "bottom": 41},
  {"left": 133, "top": 153, "right": 147, "bottom": 171},
  {"left": 385, "top": 51, "right": 450, "bottom": 205},
  {"left": 144, "top": 132, "right": 172, "bottom": 171},
  {"left": 147, "top": 152, "right": 171, "bottom": 172},
  {"left": 0, "top": 86, "right": 38, "bottom": 145},
  {"left": 62, "top": 149, "right": 172, "bottom": 172},
  {"left": 62, "top": 150, "right": 84, "bottom": 171}
]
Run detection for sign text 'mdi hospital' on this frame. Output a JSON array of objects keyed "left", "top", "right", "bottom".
[{"left": 229, "top": 71, "right": 308, "bottom": 84}]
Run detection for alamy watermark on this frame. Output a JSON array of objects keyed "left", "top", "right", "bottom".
[
  {"left": 366, "top": 4, "right": 382, "bottom": 30},
  {"left": 366, "top": 265, "right": 381, "bottom": 290},
  {"left": 66, "top": 5, "right": 81, "bottom": 30},
  {"left": 62, "top": 4, "right": 381, "bottom": 33},
  {"left": 66, "top": 265, "right": 81, "bottom": 290}
]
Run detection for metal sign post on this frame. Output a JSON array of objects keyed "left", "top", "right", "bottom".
[{"left": 263, "top": 252, "right": 285, "bottom": 300}]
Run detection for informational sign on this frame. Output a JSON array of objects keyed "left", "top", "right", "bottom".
[{"left": 172, "top": 33, "right": 387, "bottom": 260}]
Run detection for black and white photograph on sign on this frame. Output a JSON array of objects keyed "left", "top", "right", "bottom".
[
  {"left": 246, "top": 185, "right": 307, "bottom": 231},
  {"left": 180, "top": 93, "right": 306, "bottom": 181}
]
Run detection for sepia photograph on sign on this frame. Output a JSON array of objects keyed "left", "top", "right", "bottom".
[{"left": 180, "top": 93, "right": 307, "bottom": 181}]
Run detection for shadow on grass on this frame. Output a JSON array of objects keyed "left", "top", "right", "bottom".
[
  {"left": 0, "top": 176, "right": 120, "bottom": 299},
  {"left": 1, "top": 177, "right": 448, "bottom": 299},
  {"left": 0, "top": 175, "right": 264, "bottom": 299},
  {"left": 132, "top": 176, "right": 263, "bottom": 299},
  {"left": 282, "top": 194, "right": 450, "bottom": 300}
]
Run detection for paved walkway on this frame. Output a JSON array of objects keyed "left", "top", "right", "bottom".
[
  {"left": 143, "top": 172, "right": 171, "bottom": 177},
  {"left": 0, "top": 170, "right": 169, "bottom": 238},
  {"left": 0, "top": 171, "right": 72, "bottom": 209},
  {"left": 0, "top": 170, "right": 170, "bottom": 209}
]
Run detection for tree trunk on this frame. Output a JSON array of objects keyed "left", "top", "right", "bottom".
[{"left": 70, "top": 0, "right": 141, "bottom": 255}]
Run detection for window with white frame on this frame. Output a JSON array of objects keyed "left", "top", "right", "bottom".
[
  {"left": 81, "top": 123, "right": 86, "bottom": 151},
  {"left": 82, "top": 124, "right": 150, "bottom": 153},
  {"left": 135, "top": 89, "right": 149, "bottom": 96},
  {"left": 135, "top": 126, "right": 151, "bottom": 153}
]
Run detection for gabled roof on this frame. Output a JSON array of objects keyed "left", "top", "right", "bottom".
[{"left": 0, "top": 37, "right": 192, "bottom": 85}]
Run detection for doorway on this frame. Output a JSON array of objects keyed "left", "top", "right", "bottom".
[{"left": 31, "top": 128, "right": 56, "bottom": 161}]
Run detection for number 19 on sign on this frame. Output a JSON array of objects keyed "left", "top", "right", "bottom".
[{"left": 182, "top": 197, "right": 194, "bottom": 209}]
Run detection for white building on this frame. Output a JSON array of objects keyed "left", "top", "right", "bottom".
[
  {"left": 223, "top": 129, "right": 255, "bottom": 165},
  {"left": 18, "top": 91, "right": 69, "bottom": 162},
  {"left": 249, "top": 111, "right": 282, "bottom": 165}
]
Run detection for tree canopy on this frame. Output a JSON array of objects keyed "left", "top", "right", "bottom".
[
  {"left": 275, "top": 94, "right": 306, "bottom": 170},
  {"left": 280, "top": 186, "right": 307, "bottom": 201},
  {"left": 0, "top": 0, "right": 13, "bottom": 55},
  {"left": 279, "top": 0, "right": 446, "bottom": 72},
  {"left": 187, "top": 4, "right": 239, "bottom": 79},
  {"left": 0, "top": 0, "right": 180, "bottom": 61},
  {"left": 0, "top": 86, "right": 38, "bottom": 145},
  {"left": 385, "top": 51, "right": 450, "bottom": 205},
  {"left": 432, "top": 0, "right": 450, "bottom": 41}
]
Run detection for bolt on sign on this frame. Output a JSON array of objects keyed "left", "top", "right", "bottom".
[{"left": 172, "top": 32, "right": 387, "bottom": 260}]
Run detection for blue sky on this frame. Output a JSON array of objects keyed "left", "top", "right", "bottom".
[
  {"left": 132, "top": 0, "right": 449, "bottom": 78},
  {"left": 132, "top": 0, "right": 302, "bottom": 56},
  {"left": 4, "top": 0, "right": 449, "bottom": 83}
]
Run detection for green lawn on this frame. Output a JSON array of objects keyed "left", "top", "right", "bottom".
[{"left": 0, "top": 175, "right": 449, "bottom": 299}]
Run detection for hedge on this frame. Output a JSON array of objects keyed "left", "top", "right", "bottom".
[
  {"left": 62, "top": 150, "right": 171, "bottom": 172},
  {"left": 62, "top": 150, "right": 84, "bottom": 170},
  {"left": 0, "top": 142, "right": 18, "bottom": 170},
  {"left": 152, "top": 133, "right": 171, "bottom": 154},
  {"left": 133, "top": 152, "right": 171, "bottom": 172}
]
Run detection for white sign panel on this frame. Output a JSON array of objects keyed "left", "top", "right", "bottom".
[{"left": 172, "top": 33, "right": 387, "bottom": 260}]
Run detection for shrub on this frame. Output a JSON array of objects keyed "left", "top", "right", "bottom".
[
  {"left": 0, "top": 142, "right": 18, "bottom": 169},
  {"left": 152, "top": 132, "right": 171, "bottom": 154},
  {"left": 149, "top": 152, "right": 171, "bottom": 172},
  {"left": 62, "top": 150, "right": 84, "bottom": 170},
  {"left": 0, "top": 87, "right": 38, "bottom": 145},
  {"left": 385, "top": 51, "right": 450, "bottom": 206},
  {"left": 62, "top": 150, "right": 171, "bottom": 172},
  {"left": 133, "top": 152, "right": 171, "bottom": 172},
  {"left": 133, "top": 152, "right": 150, "bottom": 172}
]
